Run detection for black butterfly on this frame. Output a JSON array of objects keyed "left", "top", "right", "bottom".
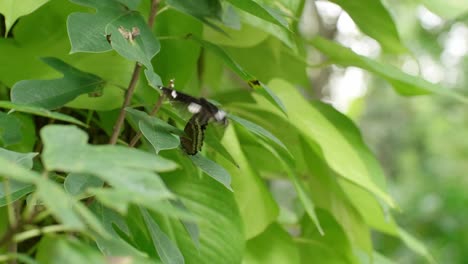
[{"left": 158, "top": 80, "right": 227, "bottom": 155}]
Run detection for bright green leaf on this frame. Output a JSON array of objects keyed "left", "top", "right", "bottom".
[
  {"left": 225, "top": 0, "right": 290, "bottom": 31},
  {"left": 0, "top": 0, "right": 49, "bottom": 35},
  {"left": 11, "top": 57, "right": 105, "bottom": 109},
  {"left": 139, "top": 121, "right": 180, "bottom": 153},
  {"left": 36, "top": 236, "right": 106, "bottom": 264},
  {"left": 329, "top": 0, "right": 406, "bottom": 53},
  {"left": 310, "top": 37, "right": 468, "bottom": 102}
]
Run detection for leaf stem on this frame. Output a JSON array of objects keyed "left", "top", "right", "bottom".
[{"left": 108, "top": 0, "right": 160, "bottom": 144}]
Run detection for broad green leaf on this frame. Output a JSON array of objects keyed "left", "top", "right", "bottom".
[
  {"left": 0, "top": 157, "right": 106, "bottom": 235},
  {"left": 310, "top": 37, "right": 468, "bottom": 102},
  {"left": 267, "top": 79, "right": 396, "bottom": 208},
  {"left": 225, "top": 0, "right": 290, "bottom": 31},
  {"left": 139, "top": 121, "right": 180, "bottom": 153},
  {"left": 145, "top": 69, "right": 163, "bottom": 88},
  {"left": 0, "top": 0, "right": 49, "bottom": 35},
  {"left": 141, "top": 208, "right": 185, "bottom": 264},
  {"left": 0, "top": 148, "right": 36, "bottom": 205},
  {"left": 10, "top": 57, "right": 104, "bottom": 109},
  {"left": 0, "top": 181, "right": 34, "bottom": 206},
  {"left": 243, "top": 223, "right": 300, "bottom": 264},
  {"left": 41, "top": 125, "right": 177, "bottom": 173},
  {"left": 64, "top": 173, "right": 104, "bottom": 198},
  {"left": 36, "top": 236, "right": 106, "bottom": 264},
  {"left": 398, "top": 228, "right": 436, "bottom": 264},
  {"left": 161, "top": 168, "right": 244, "bottom": 264},
  {"left": 40, "top": 125, "right": 177, "bottom": 214},
  {"left": 166, "top": 0, "right": 224, "bottom": 33},
  {"left": 105, "top": 13, "right": 160, "bottom": 70},
  {"left": 219, "top": 125, "right": 278, "bottom": 238},
  {"left": 229, "top": 114, "right": 289, "bottom": 154},
  {"left": 68, "top": 0, "right": 149, "bottom": 53},
  {"left": 188, "top": 34, "right": 287, "bottom": 114},
  {"left": 298, "top": 209, "right": 359, "bottom": 264},
  {"left": 0, "top": 101, "right": 86, "bottom": 127},
  {"left": 0, "top": 112, "right": 22, "bottom": 146},
  {"left": 189, "top": 153, "right": 233, "bottom": 191},
  {"left": 0, "top": 147, "right": 37, "bottom": 168},
  {"left": 329, "top": 0, "right": 406, "bottom": 54}
]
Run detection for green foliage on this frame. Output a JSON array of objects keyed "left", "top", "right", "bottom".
[{"left": 0, "top": 0, "right": 459, "bottom": 263}]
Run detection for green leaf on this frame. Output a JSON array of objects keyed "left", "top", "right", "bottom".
[
  {"left": 188, "top": 34, "right": 287, "bottom": 114},
  {"left": 310, "top": 37, "right": 468, "bottom": 102},
  {"left": 166, "top": 0, "right": 224, "bottom": 33},
  {"left": 10, "top": 57, "right": 105, "bottom": 109},
  {"left": 36, "top": 236, "right": 107, "bottom": 264},
  {"left": 267, "top": 79, "right": 396, "bottom": 208},
  {"left": 162, "top": 168, "right": 244, "bottom": 264},
  {"left": 189, "top": 153, "right": 233, "bottom": 191},
  {"left": 229, "top": 114, "right": 289, "bottom": 154},
  {"left": 0, "top": 147, "right": 37, "bottom": 168},
  {"left": 105, "top": 13, "right": 160, "bottom": 69},
  {"left": 329, "top": 0, "right": 406, "bottom": 54},
  {"left": 139, "top": 121, "right": 180, "bottom": 153},
  {"left": 0, "top": 157, "right": 106, "bottom": 235},
  {"left": 243, "top": 223, "right": 300, "bottom": 264},
  {"left": 141, "top": 208, "right": 185, "bottom": 264},
  {"left": 0, "top": 149, "right": 36, "bottom": 205},
  {"left": 398, "top": 228, "right": 436, "bottom": 264},
  {"left": 68, "top": 0, "right": 142, "bottom": 53},
  {"left": 298, "top": 209, "right": 359, "bottom": 264},
  {"left": 0, "top": 101, "right": 86, "bottom": 127},
  {"left": 0, "top": 112, "right": 22, "bottom": 146},
  {"left": 225, "top": 0, "right": 290, "bottom": 31},
  {"left": 64, "top": 173, "right": 104, "bottom": 198},
  {"left": 40, "top": 125, "right": 177, "bottom": 214},
  {"left": 41, "top": 125, "right": 178, "bottom": 173},
  {"left": 0, "top": 0, "right": 50, "bottom": 35},
  {"left": 218, "top": 125, "right": 278, "bottom": 238}
]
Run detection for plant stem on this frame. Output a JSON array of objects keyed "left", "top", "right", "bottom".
[
  {"left": 128, "top": 94, "right": 165, "bottom": 147},
  {"left": 108, "top": 0, "right": 160, "bottom": 145}
]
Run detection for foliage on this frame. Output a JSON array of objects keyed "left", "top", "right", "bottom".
[{"left": 0, "top": 0, "right": 464, "bottom": 263}]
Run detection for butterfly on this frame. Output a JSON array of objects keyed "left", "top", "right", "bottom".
[{"left": 158, "top": 80, "right": 227, "bottom": 155}]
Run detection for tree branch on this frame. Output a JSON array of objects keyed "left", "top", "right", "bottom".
[{"left": 109, "top": 0, "right": 160, "bottom": 144}]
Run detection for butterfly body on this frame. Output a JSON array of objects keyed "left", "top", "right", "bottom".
[{"left": 158, "top": 80, "right": 227, "bottom": 155}]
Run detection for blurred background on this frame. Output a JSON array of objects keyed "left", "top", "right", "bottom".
[{"left": 308, "top": 0, "right": 468, "bottom": 263}]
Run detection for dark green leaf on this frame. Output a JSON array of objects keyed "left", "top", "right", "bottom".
[
  {"left": 36, "top": 236, "right": 106, "bottom": 264},
  {"left": 225, "top": 0, "right": 290, "bottom": 31},
  {"left": 0, "top": 101, "right": 86, "bottom": 127},
  {"left": 11, "top": 57, "right": 104, "bottom": 109},
  {"left": 0, "top": 112, "right": 22, "bottom": 146},
  {"left": 189, "top": 153, "right": 232, "bottom": 191},
  {"left": 141, "top": 208, "right": 185, "bottom": 264},
  {"left": 64, "top": 173, "right": 104, "bottom": 198}
]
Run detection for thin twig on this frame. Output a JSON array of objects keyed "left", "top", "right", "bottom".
[
  {"left": 108, "top": 0, "right": 160, "bottom": 144},
  {"left": 0, "top": 209, "right": 40, "bottom": 248},
  {"left": 128, "top": 94, "right": 165, "bottom": 147}
]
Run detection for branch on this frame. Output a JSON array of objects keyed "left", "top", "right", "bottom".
[{"left": 109, "top": 0, "right": 160, "bottom": 144}]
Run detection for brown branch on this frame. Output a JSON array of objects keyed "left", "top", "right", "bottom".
[
  {"left": 0, "top": 209, "right": 40, "bottom": 248},
  {"left": 108, "top": 0, "right": 160, "bottom": 144},
  {"left": 128, "top": 94, "right": 165, "bottom": 147}
]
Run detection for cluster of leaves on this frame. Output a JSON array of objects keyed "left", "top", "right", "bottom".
[{"left": 0, "top": 0, "right": 464, "bottom": 263}]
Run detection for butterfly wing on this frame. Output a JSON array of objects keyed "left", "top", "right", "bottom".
[{"left": 180, "top": 114, "right": 207, "bottom": 155}]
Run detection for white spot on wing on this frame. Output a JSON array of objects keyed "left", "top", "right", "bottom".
[
  {"left": 188, "top": 103, "right": 202, "bottom": 113},
  {"left": 171, "top": 90, "right": 177, "bottom": 98},
  {"left": 215, "top": 110, "right": 226, "bottom": 121}
]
